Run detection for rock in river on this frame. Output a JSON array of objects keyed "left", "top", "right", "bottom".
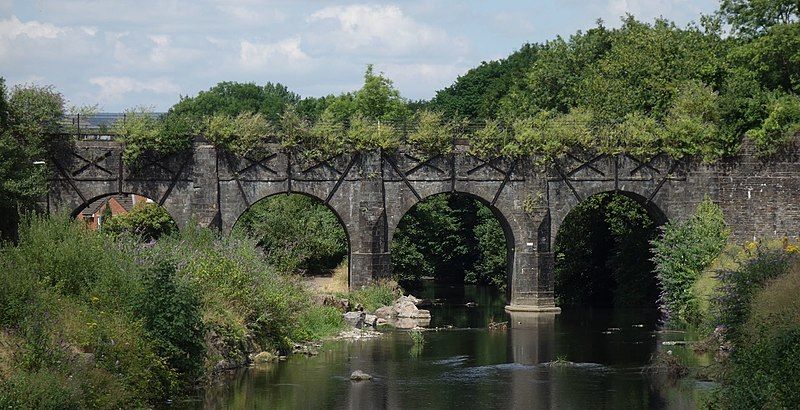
[
  {"left": 343, "top": 311, "right": 366, "bottom": 328},
  {"left": 350, "top": 370, "right": 373, "bottom": 381}
]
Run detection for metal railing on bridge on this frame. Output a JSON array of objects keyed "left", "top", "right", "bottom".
[{"left": 59, "top": 113, "right": 165, "bottom": 140}]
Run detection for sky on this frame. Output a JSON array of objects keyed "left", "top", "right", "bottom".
[{"left": 1, "top": 0, "right": 719, "bottom": 112}]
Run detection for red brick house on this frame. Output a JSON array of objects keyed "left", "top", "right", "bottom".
[{"left": 81, "top": 194, "right": 153, "bottom": 230}]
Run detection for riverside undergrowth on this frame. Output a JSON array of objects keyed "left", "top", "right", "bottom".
[{"left": 0, "top": 214, "right": 346, "bottom": 407}]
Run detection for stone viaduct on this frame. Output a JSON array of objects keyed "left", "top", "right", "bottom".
[{"left": 47, "top": 137, "right": 800, "bottom": 312}]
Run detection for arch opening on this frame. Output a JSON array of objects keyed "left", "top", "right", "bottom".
[
  {"left": 553, "top": 191, "right": 665, "bottom": 310},
  {"left": 232, "top": 192, "right": 350, "bottom": 289},
  {"left": 390, "top": 192, "right": 513, "bottom": 292},
  {"left": 72, "top": 193, "right": 177, "bottom": 240}
]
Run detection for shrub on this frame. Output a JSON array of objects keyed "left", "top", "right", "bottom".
[
  {"left": 103, "top": 202, "right": 177, "bottom": 241},
  {"left": 113, "top": 108, "right": 194, "bottom": 166},
  {"left": 651, "top": 197, "right": 729, "bottom": 327},
  {"left": 745, "top": 93, "right": 800, "bottom": 157},
  {"left": 292, "top": 306, "right": 346, "bottom": 341},
  {"left": 715, "top": 257, "right": 800, "bottom": 407},
  {"left": 407, "top": 110, "right": 458, "bottom": 156},
  {"left": 204, "top": 111, "right": 274, "bottom": 156},
  {"left": 136, "top": 261, "right": 205, "bottom": 385}
]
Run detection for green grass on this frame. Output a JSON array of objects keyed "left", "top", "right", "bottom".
[{"left": 340, "top": 281, "right": 401, "bottom": 312}]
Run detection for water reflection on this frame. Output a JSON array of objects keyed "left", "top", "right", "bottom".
[{"left": 188, "top": 283, "right": 704, "bottom": 409}]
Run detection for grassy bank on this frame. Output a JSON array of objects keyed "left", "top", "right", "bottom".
[{"left": 0, "top": 215, "right": 348, "bottom": 407}]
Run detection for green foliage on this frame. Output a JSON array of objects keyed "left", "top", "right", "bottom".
[
  {"left": 354, "top": 65, "right": 410, "bottom": 123},
  {"left": 0, "top": 214, "right": 358, "bottom": 405},
  {"left": 430, "top": 43, "right": 541, "bottom": 120},
  {"left": 345, "top": 282, "right": 402, "bottom": 312},
  {"left": 407, "top": 110, "right": 458, "bottom": 156},
  {"left": 745, "top": 92, "right": 800, "bottom": 156},
  {"left": 170, "top": 81, "right": 300, "bottom": 122},
  {"left": 651, "top": 197, "right": 729, "bottom": 327},
  {"left": 714, "top": 248, "right": 795, "bottom": 340},
  {"left": 0, "top": 81, "right": 66, "bottom": 240},
  {"left": 113, "top": 107, "right": 194, "bottom": 166},
  {"left": 346, "top": 113, "right": 401, "bottom": 152},
  {"left": 292, "top": 306, "right": 346, "bottom": 341},
  {"left": 555, "top": 193, "right": 660, "bottom": 308},
  {"left": 234, "top": 194, "right": 347, "bottom": 274},
  {"left": 203, "top": 111, "right": 274, "bottom": 156},
  {"left": 103, "top": 202, "right": 177, "bottom": 241},
  {"left": 390, "top": 194, "right": 508, "bottom": 290},
  {"left": 713, "top": 252, "right": 800, "bottom": 407},
  {"left": 137, "top": 261, "right": 205, "bottom": 384},
  {"left": 720, "top": 0, "right": 799, "bottom": 35}
]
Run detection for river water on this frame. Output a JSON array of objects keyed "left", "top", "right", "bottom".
[{"left": 187, "top": 283, "right": 710, "bottom": 409}]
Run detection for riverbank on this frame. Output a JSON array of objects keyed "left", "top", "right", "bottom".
[{"left": 0, "top": 215, "right": 395, "bottom": 408}]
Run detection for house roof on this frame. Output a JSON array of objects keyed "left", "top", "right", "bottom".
[{"left": 82, "top": 194, "right": 135, "bottom": 216}]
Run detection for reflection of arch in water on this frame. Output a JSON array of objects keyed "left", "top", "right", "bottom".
[
  {"left": 230, "top": 191, "right": 352, "bottom": 284},
  {"left": 387, "top": 189, "right": 516, "bottom": 297}
]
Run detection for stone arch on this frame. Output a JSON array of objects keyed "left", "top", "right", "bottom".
[
  {"left": 70, "top": 191, "right": 181, "bottom": 230},
  {"left": 385, "top": 186, "right": 527, "bottom": 302},
  {"left": 549, "top": 188, "right": 671, "bottom": 251},
  {"left": 228, "top": 190, "right": 353, "bottom": 284},
  {"left": 549, "top": 189, "right": 667, "bottom": 308}
]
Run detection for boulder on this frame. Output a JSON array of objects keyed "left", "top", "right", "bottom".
[
  {"left": 374, "top": 306, "right": 394, "bottom": 319},
  {"left": 395, "top": 301, "right": 418, "bottom": 318},
  {"left": 343, "top": 311, "right": 366, "bottom": 328},
  {"left": 364, "top": 314, "right": 378, "bottom": 327},
  {"left": 252, "top": 351, "right": 276, "bottom": 364},
  {"left": 350, "top": 370, "right": 373, "bottom": 381}
]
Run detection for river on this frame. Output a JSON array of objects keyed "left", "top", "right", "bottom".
[{"left": 185, "top": 282, "right": 711, "bottom": 409}]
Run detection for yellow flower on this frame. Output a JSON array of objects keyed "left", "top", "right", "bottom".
[
  {"left": 786, "top": 244, "right": 799, "bottom": 254},
  {"left": 745, "top": 241, "right": 758, "bottom": 251},
  {"left": 90, "top": 296, "right": 100, "bottom": 304}
]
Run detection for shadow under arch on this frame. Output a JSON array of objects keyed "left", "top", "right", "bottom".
[
  {"left": 230, "top": 191, "right": 352, "bottom": 283},
  {"left": 552, "top": 190, "right": 667, "bottom": 309},
  {"left": 387, "top": 190, "right": 516, "bottom": 298}
]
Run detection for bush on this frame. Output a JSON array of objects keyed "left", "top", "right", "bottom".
[
  {"left": 136, "top": 261, "right": 205, "bottom": 385},
  {"left": 203, "top": 111, "right": 274, "bottom": 156},
  {"left": 103, "top": 202, "right": 177, "bottom": 241},
  {"left": 234, "top": 194, "right": 347, "bottom": 274},
  {"left": 745, "top": 93, "right": 800, "bottom": 157},
  {"left": 651, "top": 197, "right": 729, "bottom": 327},
  {"left": 113, "top": 108, "right": 194, "bottom": 166},
  {"left": 715, "top": 256, "right": 800, "bottom": 408}
]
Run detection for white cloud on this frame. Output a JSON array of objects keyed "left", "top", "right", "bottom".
[
  {"left": 217, "top": 4, "right": 286, "bottom": 24},
  {"left": 239, "top": 37, "right": 310, "bottom": 70},
  {"left": 89, "top": 76, "right": 180, "bottom": 101},
  {"left": 379, "top": 62, "right": 467, "bottom": 98},
  {"left": 0, "top": 15, "right": 64, "bottom": 40},
  {"left": 308, "top": 4, "right": 463, "bottom": 56}
]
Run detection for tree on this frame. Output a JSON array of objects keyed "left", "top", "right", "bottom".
[
  {"left": 170, "top": 81, "right": 300, "bottom": 122},
  {"left": 720, "top": 0, "right": 799, "bottom": 35},
  {"left": 0, "top": 81, "right": 66, "bottom": 241},
  {"left": 353, "top": 65, "right": 410, "bottom": 123}
]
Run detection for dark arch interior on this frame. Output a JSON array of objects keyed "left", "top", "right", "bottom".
[
  {"left": 553, "top": 192, "right": 664, "bottom": 309},
  {"left": 233, "top": 193, "right": 349, "bottom": 276},
  {"left": 390, "top": 192, "right": 512, "bottom": 291},
  {"left": 73, "top": 193, "right": 177, "bottom": 240}
]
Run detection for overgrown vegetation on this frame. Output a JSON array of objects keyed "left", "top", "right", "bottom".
[
  {"left": 710, "top": 242, "right": 800, "bottom": 407},
  {"left": 651, "top": 197, "right": 730, "bottom": 328},
  {"left": 234, "top": 194, "right": 347, "bottom": 275},
  {"left": 103, "top": 202, "right": 177, "bottom": 241},
  {"left": 390, "top": 194, "right": 508, "bottom": 290},
  {"left": 0, "top": 215, "right": 346, "bottom": 406},
  {"left": 95, "top": 7, "right": 800, "bottom": 165},
  {"left": 554, "top": 193, "right": 661, "bottom": 308}
]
